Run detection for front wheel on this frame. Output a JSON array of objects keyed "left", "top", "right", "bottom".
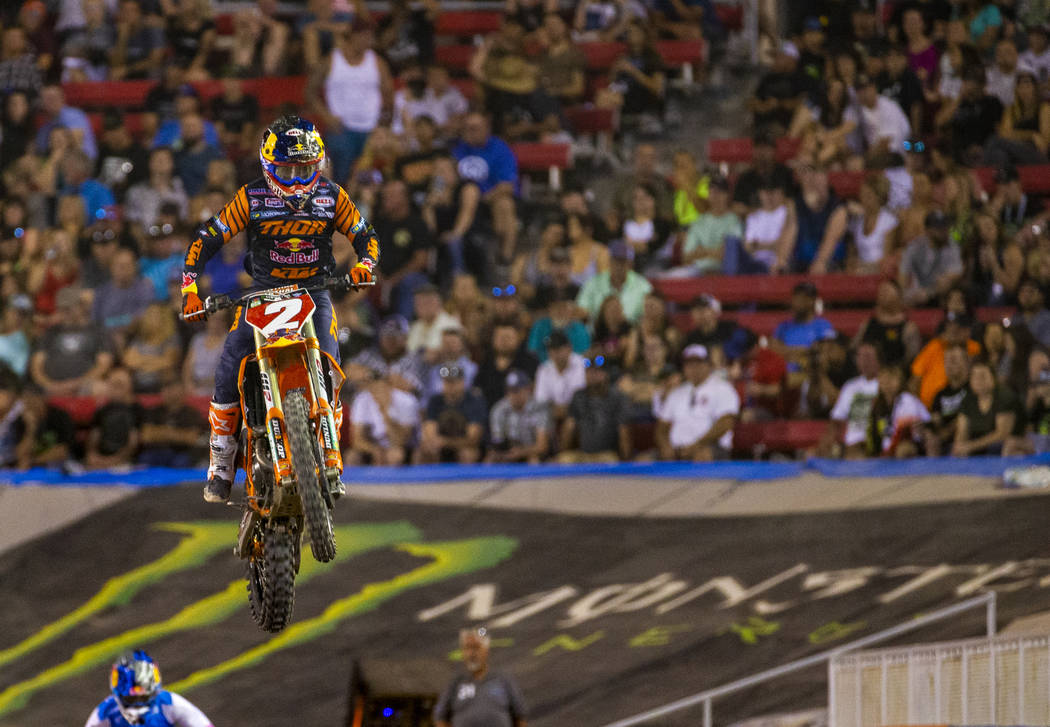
[
  {"left": 247, "top": 520, "right": 297, "bottom": 632},
  {"left": 284, "top": 389, "right": 337, "bottom": 563}
]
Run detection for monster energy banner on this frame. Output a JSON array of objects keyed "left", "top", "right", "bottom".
[{"left": 3, "top": 487, "right": 1050, "bottom": 727}]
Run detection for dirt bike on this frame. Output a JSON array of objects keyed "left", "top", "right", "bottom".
[{"left": 196, "top": 277, "right": 369, "bottom": 633}]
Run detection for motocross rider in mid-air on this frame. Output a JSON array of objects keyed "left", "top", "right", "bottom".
[{"left": 181, "top": 115, "right": 380, "bottom": 504}]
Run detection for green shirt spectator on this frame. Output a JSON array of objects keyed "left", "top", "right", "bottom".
[
  {"left": 682, "top": 178, "right": 741, "bottom": 273},
  {"left": 576, "top": 242, "right": 654, "bottom": 322}
]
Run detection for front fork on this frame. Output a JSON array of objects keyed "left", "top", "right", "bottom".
[
  {"left": 254, "top": 319, "right": 342, "bottom": 484},
  {"left": 302, "top": 318, "right": 342, "bottom": 481}
]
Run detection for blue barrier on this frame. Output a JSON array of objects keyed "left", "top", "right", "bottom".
[{"left": 3, "top": 454, "right": 1049, "bottom": 488}]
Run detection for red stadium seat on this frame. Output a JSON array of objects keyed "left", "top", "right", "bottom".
[
  {"left": 1019, "top": 164, "right": 1050, "bottom": 194},
  {"left": 714, "top": 3, "right": 744, "bottom": 32},
  {"left": 241, "top": 76, "right": 307, "bottom": 108},
  {"left": 580, "top": 42, "right": 626, "bottom": 70},
  {"left": 512, "top": 142, "right": 571, "bottom": 189},
  {"left": 651, "top": 273, "right": 884, "bottom": 306},
  {"left": 733, "top": 420, "right": 828, "bottom": 455},
  {"left": 215, "top": 13, "right": 235, "bottom": 35},
  {"left": 434, "top": 44, "right": 476, "bottom": 71},
  {"left": 655, "top": 40, "right": 704, "bottom": 67},
  {"left": 565, "top": 106, "right": 616, "bottom": 134},
  {"left": 49, "top": 394, "right": 211, "bottom": 428},
  {"left": 670, "top": 305, "right": 1017, "bottom": 337},
  {"left": 707, "top": 137, "right": 753, "bottom": 165},
  {"left": 827, "top": 170, "right": 865, "bottom": 199},
  {"left": 436, "top": 11, "right": 503, "bottom": 36},
  {"left": 775, "top": 136, "right": 801, "bottom": 163},
  {"left": 63, "top": 80, "right": 154, "bottom": 109}
]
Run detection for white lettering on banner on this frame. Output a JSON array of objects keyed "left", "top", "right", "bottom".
[
  {"left": 560, "top": 575, "right": 689, "bottom": 628},
  {"left": 417, "top": 584, "right": 580, "bottom": 628},
  {"left": 417, "top": 559, "right": 1050, "bottom": 631},
  {"left": 656, "top": 563, "right": 809, "bottom": 615},
  {"left": 956, "top": 562, "right": 1021, "bottom": 597},
  {"left": 878, "top": 564, "right": 954, "bottom": 603},
  {"left": 801, "top": 567, "right": 882, "bottom": 600}
]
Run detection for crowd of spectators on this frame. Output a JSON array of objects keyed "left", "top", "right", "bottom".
[{"left": 3, "top": 0, "right": 1050, "bottom": 471}]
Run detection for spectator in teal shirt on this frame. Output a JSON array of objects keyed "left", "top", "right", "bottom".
[
  {"left": 682, "top": 176, "right": 742, "bottom": 274},
  {"left": 527, "top": 289, "right": 590, "bottom": 361},
  {"left": 576, "top": 241, "right": 654, "bottom": 322}
]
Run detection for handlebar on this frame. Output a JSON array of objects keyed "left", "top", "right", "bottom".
[{"left": 183, "top": 277, "right": 375, "bottom": 321}]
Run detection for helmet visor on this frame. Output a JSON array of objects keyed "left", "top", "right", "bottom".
[
  {"left": 270, "top": 162, "right": 320, "bottom": 186},
  {"left": 121, "top": 693, "right": 153, "bottom": 707}
]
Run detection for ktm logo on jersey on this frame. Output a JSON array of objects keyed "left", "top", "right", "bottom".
[
  {"left": 258, "top": 220, "right": 327, "bottom": 236},
  {"left": 271, "top": 266, "right": 320, "bottom": 279}
]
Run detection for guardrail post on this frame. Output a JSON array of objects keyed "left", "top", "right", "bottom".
[
  {"left": 987, "top": 592, "right": 997, "bottom": 636},
  {"left": 703, "top": 698, "right": 712, "bottom": 727}
]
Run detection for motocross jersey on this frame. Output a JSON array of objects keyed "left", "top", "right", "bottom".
[
  {"left": 84, "top": 691, "right": 213, "bottom": 727},
  {"left": 182, "top": 176, "right": 380, "bottom": 290}
]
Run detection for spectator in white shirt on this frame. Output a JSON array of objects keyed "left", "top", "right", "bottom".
[
  {"left": 815, "top": 341, "right": 881, "bottom": 458},
  {"left": 1020, "top": 25, "right": 1050, "bottom": 87},
  {"left": 868, "top": 362, "right": 931, "bottom": 457},
  {"left": 534, "top": 329, "right": 587, "bottom": 423},
  {"left": 656, "top": 344, "right": 741, "bottom": 461},
  {"left": 856, "top": 74, "right": 911, "bottom": 159},
  {"left": 406, "top": 283, "right": 463, "bottom": 361},
  {"left": 724, "top": 180, "right": 796, "bottom": 275},
  {"left": 986, "top": 38, "right": 1019, "bottom": 107},
  {"left": 347, "top": 376, "right": 420, "bottom": 465}
]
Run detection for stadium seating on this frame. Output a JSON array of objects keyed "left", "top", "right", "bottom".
[
  {"left": 732, "top": 419, "right": 828, "bottom": 455},
  {"left": 511, "top": 142, "right": 571, "bottom": 190},
  {"left": 670, "top": 306, "right": 1015, "bottom": 337},
  {"left": 651, "top": 273, "right": 885, "bottom": 305},
  {"left": 49, "top": 394, "right": 212, "bottom": 427}
]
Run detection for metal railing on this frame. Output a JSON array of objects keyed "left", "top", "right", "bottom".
[
  {"left": 830, "top": 631, "right": 1050, "bottom": 727},
  {"left": 599, "top": 591, "right": 997, "bottom": 727}
]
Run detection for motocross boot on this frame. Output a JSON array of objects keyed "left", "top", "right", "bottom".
[
  {"left": 329, "top": 401, "right": 346, "bottom": 499},
  {"left": 204, "top": 402, "right": 240, "bottom": 503}
]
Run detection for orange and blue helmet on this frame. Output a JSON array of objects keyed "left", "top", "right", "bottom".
[
  {"left": 260, "top": 115, "right": 326, "bottom": 208},
  {"left": 110, "top": 649, "right": 161, "bottom": 724}
]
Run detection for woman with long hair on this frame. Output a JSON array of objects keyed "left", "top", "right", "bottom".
[
  {"left": 953, "top": 358, "right": 1018, "bottom": 455},
  {"left": 985, "top": 69, "right": 1050, "bottom": 166}
]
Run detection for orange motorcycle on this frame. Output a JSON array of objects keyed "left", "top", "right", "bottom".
[{"left": 199, "top": 278, "right": 368, "bottom": 632}]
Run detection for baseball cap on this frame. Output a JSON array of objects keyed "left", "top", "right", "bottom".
[
  {"left": 608, "top": 240, "right": 635, "bottom": 262},
  {"left": 379, "top": 314, "right": 409, "bottom": 336},
  {"left": 414, "top": 282, "right": 440, "bottom": 297},
  {"left": 793, "top": 280, "right": 819, "bottom": 297},
  {"left": 924, "top": 209, "right": 951, "bottom": 228},
  {"left": 545, "top": 329, "right": 570, "bottom": 349},
  {"left": 803, "top": 16, "right": 824, "bottom": 32},
  {"left": 855, "top": 73, "right": 876, "bottom": 88},
  {"left": 439, "top": 363, "right": 464, "bottom": 379},
  {"left": 709, "top": 175, "right": 731, "bottom": 192},
  {"left": 505, "top": 369, "right": 531, "bottom": 389},
  {"left": 944, "top": 310, "right": 973, "bottom": 328},
  {"left": 682, "top": 344, "right": 710, "bottom": 361},
  {"left": 691, "top": 294, "right": 721, "bottom": 313}
]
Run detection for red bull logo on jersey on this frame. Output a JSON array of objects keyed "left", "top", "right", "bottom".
[{"left": 270, "top": 238, "right": 319, "bottom": 264}]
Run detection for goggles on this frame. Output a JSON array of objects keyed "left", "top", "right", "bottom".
[
  {"left": 267, "top": 162, "right": 320, "bottom": 186},
  {"left": 583, "top": 355, "right": 607, "bottom": 369}
]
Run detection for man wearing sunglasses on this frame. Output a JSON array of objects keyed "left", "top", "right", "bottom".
[{"left": 180, "top": 115, "right": 381, "bottom": 503}]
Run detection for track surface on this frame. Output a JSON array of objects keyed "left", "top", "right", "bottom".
[{"left": 3, "top": 483, "right": 1050, "bottom": 727}]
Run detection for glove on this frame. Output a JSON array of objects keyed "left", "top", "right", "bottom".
[
  {"left": 349, "top": 259, "right": 375, "bottom": 286},
  {"left": 182, "top": 284, "right": 207, "bottom": 321}
]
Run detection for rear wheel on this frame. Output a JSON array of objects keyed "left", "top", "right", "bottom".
[
  {"left": 247, "top": 520, "right": 297, "bottom": 632},
  {"left": 285, "top": 390, "right": 336, "bottom": 563}
]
